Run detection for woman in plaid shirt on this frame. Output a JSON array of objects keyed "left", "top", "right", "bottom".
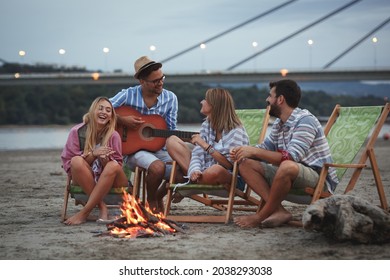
[{"left": 166, "top": 88, "right": 249, "bottom": 195}]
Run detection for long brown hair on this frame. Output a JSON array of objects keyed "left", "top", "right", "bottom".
[
  {"left": 205, "top": 88, "right": 242, "bottom": 132},
  {"left": 82, "top": 96, "right": 117, "bottom": 154}
]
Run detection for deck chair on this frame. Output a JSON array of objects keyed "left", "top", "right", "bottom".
[
  {"left": 132, "top": 166, "right": 147, "bottom": 204},
  {"left": 163, "top": 106, "right": 271, "bottom": 223},
  {"left": 61, "top": 165, "right": 131, "bottom": 222},
  {"left": 286, "top": 103, "right": 390, "bottom": 213}
]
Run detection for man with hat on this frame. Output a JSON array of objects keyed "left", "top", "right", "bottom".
[{"left": 109, "top": 56, "right": 178, "bottom": 213}]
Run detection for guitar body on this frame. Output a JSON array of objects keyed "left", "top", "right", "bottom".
[{"left": 115, "top": 106, "right": 195, "bottom": 154}]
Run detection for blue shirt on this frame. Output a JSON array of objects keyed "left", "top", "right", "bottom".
[
  {"left": 257, "top": 108, "right": 339, "bottom": 192},
  {"left": 109, "top": 85, "right": 178, "bottom": 130}
]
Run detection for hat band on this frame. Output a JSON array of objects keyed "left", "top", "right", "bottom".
[{"left": 137, "top": 61, "right": 156, "bottom": 73}]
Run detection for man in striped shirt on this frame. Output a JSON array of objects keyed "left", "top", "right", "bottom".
[
  {"left": 109, "top": 56, "right": 178, "bottom": 213},
  {"left": 231, "top": 79, "right": 338, "bottom": 228}
]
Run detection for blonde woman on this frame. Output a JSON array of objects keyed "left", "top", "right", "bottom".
[
  {"left": 165, "top": 88, "right": 249, "bottom": 195},
  {"left": 61, "top": 97, "right": 128, "bottom": 225}
]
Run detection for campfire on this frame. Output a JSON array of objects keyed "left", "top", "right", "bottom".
[{"left": 97, "top": 191, "right": 184, "bottom": 238}]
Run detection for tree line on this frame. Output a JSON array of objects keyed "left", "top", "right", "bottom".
[{"left": 0, "top": 82, "right": 385, "bottom": 125}]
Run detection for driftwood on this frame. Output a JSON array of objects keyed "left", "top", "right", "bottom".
[{"left": 302, "top": 195, "right": 390, "bottom": 244}]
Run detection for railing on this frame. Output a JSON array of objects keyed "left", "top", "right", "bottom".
[{"left": 1, "top": 69, "right": 390, "bottom": 86}]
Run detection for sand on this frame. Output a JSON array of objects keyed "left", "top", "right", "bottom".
[{"left": 0, "top": 140, "right": 390, "bottom": 260}]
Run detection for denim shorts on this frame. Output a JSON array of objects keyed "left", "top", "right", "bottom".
[
  {"left": 260, "top": 162, "right": 319, "bottom": 191},
  {"left": 236, "top": 176, "right": 246, "bottom": 191}
]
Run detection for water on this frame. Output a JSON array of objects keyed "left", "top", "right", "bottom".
[
  {"left": 1, "top": 123, "right": 389, "bottom": 151},
  {"left": 0, "top": 124, "right": 201, "bottom": 151},
  {"left": 0, "top": 126, "right": 73, "bottom": 151}
]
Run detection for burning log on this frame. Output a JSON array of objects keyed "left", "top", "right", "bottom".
[
  {"left": 137, "top": 202, "right": 160, "bottom": 224},
  {"left": 163, "top": 218, "right": 186, "bottom": 233},
  {"left": 98, "top": 191, "right": 184, "bottom": 239}
]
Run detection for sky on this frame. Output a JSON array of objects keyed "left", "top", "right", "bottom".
[{"left": 1, "top": 0, "right": 390, "bottom": 74}]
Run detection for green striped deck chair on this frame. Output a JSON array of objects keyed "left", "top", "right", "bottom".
[
  {"left": 235, "top": 108, "right": 270, "bottom": 146},
  {"left": 164, "top": 106, "right": 270, "bottom": 224},
  {"left": 288, "top": 103, "right": 389, "bottom": 211},
  {"left": 61, "top": 164, "right": 132, "bottom": 221}
]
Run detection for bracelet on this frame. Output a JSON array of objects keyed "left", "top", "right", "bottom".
[
  {"left": 205, "top": 145, "right": 211, "bottom": 152},
  {"left": 278, "top": 149, "right": 291, "bottom": 162}
]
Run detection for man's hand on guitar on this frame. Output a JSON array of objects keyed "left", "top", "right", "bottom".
[{"left": 122, "top": 115, "right": 145, "bottom": 129}]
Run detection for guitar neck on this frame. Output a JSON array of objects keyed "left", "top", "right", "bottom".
[{"left": 152, "top": 129, "right": 195, "bottom": 139}]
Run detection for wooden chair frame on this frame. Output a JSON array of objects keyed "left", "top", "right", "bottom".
[
  {"left": 132, "top": 166, "right": 147, "bottom": 204},
  {"left": 307, "top": 103, "right": 389, "bottom": 210},
  {"left": 61, "top": 165, "right": 131, "bottom": 222},
  {"left": 61, "top": 176, "right": 129, "bottom": 222}
]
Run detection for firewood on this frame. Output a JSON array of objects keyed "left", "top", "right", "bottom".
[
  {"left": 163, "top": 218, "right": 185, "bottom": 233},
  {"left": 147, "top": 223, "right": 170, "bottom": 235},
  {"left": 138, "top": 203, "right": 160, "bottom": 223},
  {"left": 98, "top": 191, "right": 185, "bottom": 238}
]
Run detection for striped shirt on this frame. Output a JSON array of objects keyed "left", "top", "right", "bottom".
[
  {"left": 257, "top": 108, "right": 339, "bottom": 192},
  {"left": 188, "top": 119, "right": 249, "bottom": 177},
  {"left": 109, "top": 85, "right": 178, "bottom": 130}
]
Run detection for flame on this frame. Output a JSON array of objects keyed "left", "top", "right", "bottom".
[{"left": 107, "top": 191, "right": 176, "bottom": 238}]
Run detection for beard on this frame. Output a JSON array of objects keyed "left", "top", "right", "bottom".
[
  {"left": 152, "top": 87, "right": 163, "bottom": 95},
  {"left": 269, "top": 103, "right": 281, "bottom": 118}
]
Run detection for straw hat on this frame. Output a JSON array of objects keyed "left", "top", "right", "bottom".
[{"left": 133, "top": 56, "right": 162, "bottom": 79}]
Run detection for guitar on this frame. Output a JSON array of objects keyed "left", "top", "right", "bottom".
[{"left": 115, "top": 106, "right": 197, "bottom": 154}]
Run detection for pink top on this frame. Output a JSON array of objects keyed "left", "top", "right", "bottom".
[{"left": 61, "top": 123, "right": 124, "bottom": 177}]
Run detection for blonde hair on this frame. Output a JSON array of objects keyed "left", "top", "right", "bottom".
[
  {"left": 205, "top": 88, "right": 241, "bottom": 132},
  {"left": 82, "top": 96, "right": 117, "bottom": 154}
]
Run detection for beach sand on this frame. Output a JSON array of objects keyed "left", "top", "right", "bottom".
[{"left": 0, "top": 139, "right": 390, "bottom": 260}]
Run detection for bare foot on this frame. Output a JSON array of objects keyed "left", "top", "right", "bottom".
[
  {"left": 147, "top": 200, "right": 162, "bottom": 214},
  {"left": 234, "top": 214, "right": 262, "bottom": 228},
  {"left": 157, "top": 199, "right": 165, "bottom": 214},
  {"left": 98, "top": 203, "right": 109, "bottom": 221},
  {"left": 172, "top": 192, "right": 184, "bottom": 203},
  {"left": 261, "top": 210, "right": 292, "bottom": 228},
  {"left": 63, "top": 212, "right": 88, "bottom": 226}
]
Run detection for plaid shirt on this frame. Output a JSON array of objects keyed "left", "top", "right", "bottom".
[
  {"left": 257, "top": 108, "right": 339, "bottom": 192},
  {"left": 188, "top": 119, "right": 249, "bottom": 177}
]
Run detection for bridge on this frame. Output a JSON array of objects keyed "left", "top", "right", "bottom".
[
  {"left": 1, "top": 1, "right": 389, "bottom": 88},
  {"left": 0, "top": 69, "right": 389, "bottom": 86}
]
